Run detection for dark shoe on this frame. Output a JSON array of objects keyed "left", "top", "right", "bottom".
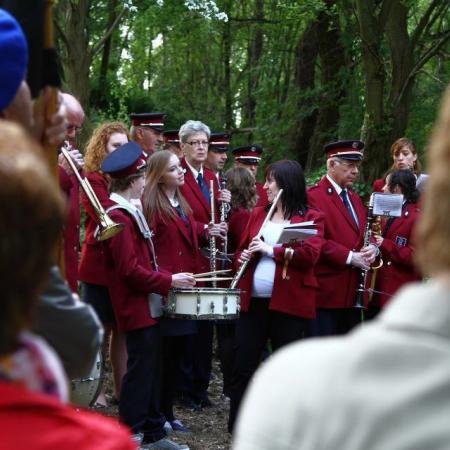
[
  {"left": 197, "top": 396, "right": 214, "bottom": 408},
  {"left": 177, "top": 394, "right": 201, "bottom": 412}
]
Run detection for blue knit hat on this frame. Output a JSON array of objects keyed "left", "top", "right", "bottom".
[{"left": 0, "top": 9, "right": 28, "bottom": 111}]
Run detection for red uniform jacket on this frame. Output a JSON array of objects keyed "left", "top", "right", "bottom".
[
  {"left": 255, "top": 181, "right": 269, "bottom": 208},
  {"left": 59, "top": 166, "right": 80, "bottom": 292},
  {"left": 180, "top": 159, "right": 221, "bottom": 272},
  {"left": 235, "top": 207, "right": 324, "bottom": 319},
  {"left": 372, "top": 178, "right": 384, "bottom": 193},
  {"left": 105, "top": 208, "right": 172, "bottom": 332},
  {"left": 0, "top": 382, "right": 134, "bottom": 450},
  {"left": 374, "top": 202, "right": 421, "bottom": 307},
  {"left": 78, "top": 172, "right": 114, "bottom": 286},
  {"left": 228, "top": 207, "right": 251, "bottom": 255},
  {"left": 307, "top": 176, "right": 368, "bottom": 309},
  {"left": 151, "top": 208, "right": 205, "bottom": 274}
]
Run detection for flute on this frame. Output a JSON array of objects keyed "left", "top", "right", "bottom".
[
  {"left": 230, "top": 189, "right": 283, "bottom": 289},
  {"left": 219, "top": 171, "right": 229, "bottom": 270},
  {"left": 209, "top": 180, "right": 217, "bottom": 287}
]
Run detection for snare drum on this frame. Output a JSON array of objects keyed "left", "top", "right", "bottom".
[
  {"left": 164, "top": 287, "right": 240, "bottom": 320},
  {"left": 70, "top": 350, "right": 103, "bottom": 408}
]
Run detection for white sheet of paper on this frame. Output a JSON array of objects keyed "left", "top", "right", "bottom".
[{"left": 372, "top": 193, "right": 403, "bottom": 217}]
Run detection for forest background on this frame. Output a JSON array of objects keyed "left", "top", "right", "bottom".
[{"left": 55, "top": 0, "right": 450, "bottom": 190}]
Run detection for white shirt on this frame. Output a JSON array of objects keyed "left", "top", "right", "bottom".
[{"left": 251, "top": 221, "right": 284, "bottom": 298}]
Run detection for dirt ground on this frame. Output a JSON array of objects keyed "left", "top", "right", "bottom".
[{"left": 90, "top": 357, "right": 232, "bottom": 450}]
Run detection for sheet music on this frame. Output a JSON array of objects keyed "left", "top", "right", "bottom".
[
  {"left": 277, "top": 222, "right": 318, "bottom": 244},
  {"left": 372, "top": 193, "right": 403, "bottom": 217}
]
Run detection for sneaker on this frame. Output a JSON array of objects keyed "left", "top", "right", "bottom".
[
  {"left": 163, "top": 421, "right": 173, "bottom": 435},
  {"left": 170, "top": 419, "right": 190, "bottom": 434},
  {"left": 140, "top": 438, "right": 189, "bottom": 450}
]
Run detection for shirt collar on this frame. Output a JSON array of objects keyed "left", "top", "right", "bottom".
[
  {"left": 185, "top": 159, "right": 203, "bottom": 179},
  {"left": 326, "top": 174, "right": 344, "bottom": 195}
]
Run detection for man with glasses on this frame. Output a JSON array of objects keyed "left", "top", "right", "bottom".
[
  {"left": 308, "top": 140, "right": 378, "bottom": 336},
  {"left": 130, "top": 112, "right": 166, "bottom": 156},
  {"left": 58, "top": 93, "right": 85, "bottom": 292}
]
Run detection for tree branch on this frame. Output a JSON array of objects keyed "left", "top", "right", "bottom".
[
  {"left": 411, "top": 0, "right": 442, "bottom": 50},
  {"left": 394, "top": 28, "right": 450, "bottom": 108},
  {"left": 91, "top": 6, "right": 127, "bottom": 58},
  {"left": 54, "top": 17, "right": 70, "bottom": 51}
]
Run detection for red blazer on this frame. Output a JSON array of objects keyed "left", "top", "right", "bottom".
[
  {"left": 105, "top": 208, "right": 172, "bottom": 332},
  {"left": 255, "top": 181, "right": 269, "bottom": 208},
  {"left": 228, "top": 207, "right": 251, "bottom": 254},
  {"left": 78, "top": 172, "right": 115, "bottom": 286},
  {"left": 151, "top": 208, "right": 205, "bottom": 274},
  {"left": 180, "top": 159, "right": 220, "bottom": 225},
  {"left": 374, "top": 202, "right": 422, "bottom": 307},
  {"left": 0, "top": 382, "right": 134, "bottom": 450},
  {"left": 59, "top": 166, "right": 80, "bottom": 292},
  {"left": 372, "top": 178, "right": 384, "bottom": 193},
  {"left": 307, "top": 176, "right": 368, "bottom": 309},
  {"left": 235, "top": 207, "right": 324, "bottom": 319}
]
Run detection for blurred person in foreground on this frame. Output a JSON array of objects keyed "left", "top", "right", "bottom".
[
  {"left": 0, "top": 8, "right": 100, "bottom": 380},
  {"left": 233, "top": 85, "right": 450, "bottom": 450},
  {"left": 0, "top": 121, "right": 134, "bottom": 450}
]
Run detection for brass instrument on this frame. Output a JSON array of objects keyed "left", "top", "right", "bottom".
[
  {"left": 61, "top": 142, "right": 124, "bottom": 241},
  {"left": 209, "top": 180, "right": 217, "bottom": 287},
  {"left": 230, "top": 189, "right": 283, "bottom": 289},
  {"left": 354, "top": 194, "right": 383, "bottom": 308}
]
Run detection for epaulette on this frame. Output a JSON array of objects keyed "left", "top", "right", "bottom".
[{"left": 307, "top": 183, "right": 320, "bottom": 190}]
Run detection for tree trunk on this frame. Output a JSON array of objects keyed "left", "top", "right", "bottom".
[
  {"left": 223, "top": 0, "right": 233, "bottom": 130},
  {"left": 307, "top": 0, "right": 346, "bottom": 171},
  {"left": 289, "top": 21, "right": 319, "bottom": 167}
]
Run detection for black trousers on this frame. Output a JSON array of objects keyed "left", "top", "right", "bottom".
[
  {"left": 119, "top": 325, "right": 165, "bottom": 443},
  {"left": 161, "top": 335, "right": 188, "bottom": 421},
  {"left": 309, "top": 307, "right": 363, "bottom": 336},
  {"left": 228, "top": 298, "right": 309, "bottom": 433},
  {"left": 216, "top": 321, "right": 236, "bottom": 397}
]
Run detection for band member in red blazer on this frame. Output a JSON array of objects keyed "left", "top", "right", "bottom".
[
  {"left": 232, "top": 144, "right": 269, "bottom": 208},
  {"left": 373, "top": 169, "right": 422, "bottom": 309},
  {"left": 78, "top": 121, "right": 129, "bottom": 405},
  {"left": 177, "top": 120, "right": 229, "bottom": 409},
  {"left": 142, "top": 150, "right": 224, "bottom": 433},
  {"left": 308, "top": 140, "right": 379, "bottom": 336},
  {"left": 228, "top": 159, "right": 325, "bottom": 432},
  {"left": 102, "top": 143, "right": 194, "bottom": 449}
]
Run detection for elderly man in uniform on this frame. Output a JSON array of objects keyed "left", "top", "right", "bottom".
[
  {"left": 307, "top": 140, "right": 378, "bottom": 336},
  {"left": 58, "top": 93, "right": 85, "bottom": 292},
  {"left": 0, "top": 8, "right": 101, "bottom": 379},
  {"left": 232, "top": 144, "right": 269, "bottom": 208},
  {"left": 130, "top": 112, "right": 165, "bottom": 156}
]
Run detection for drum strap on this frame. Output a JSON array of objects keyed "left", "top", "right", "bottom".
[{"left": 106, "top": 196, "right": 159, "bottom": 271}]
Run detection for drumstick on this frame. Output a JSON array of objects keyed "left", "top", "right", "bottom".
[
  {"left": 193, "top": 269, "right": 232, "bottom": 278},
  {"left": 194, "top": 276, "right": 233, "bottom": 282}
]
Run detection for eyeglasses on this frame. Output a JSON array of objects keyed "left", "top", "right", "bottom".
[
  {"left": 67, "top": 124, "right": 82, "bottom": 133},
  {"left": 187, "top": 140, "right": 209, "bottom": 147}
]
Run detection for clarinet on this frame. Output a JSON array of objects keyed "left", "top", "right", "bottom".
[
  {"left": 219, "top": 171, "right": 229, "bottom": 270},
  {"left": 209, "top": 180, "right": 217, "bottom": 287},
  {"left": 354, "top": 194, "right": 375, "bottom": 309}
]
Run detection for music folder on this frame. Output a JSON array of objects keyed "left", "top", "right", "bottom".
[{"left": 277, "top": 221, "right": 318, "bottom": 244}]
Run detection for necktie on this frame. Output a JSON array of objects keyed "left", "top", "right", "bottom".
[
  {"left": 197, "top": 172, "right": 211, "bottom": 203},
  {"left": 340, "top": 190, "right": 358, "bottom": 227}
]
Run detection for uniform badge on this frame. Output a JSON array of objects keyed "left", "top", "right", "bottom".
[
  {"left": 327, "top": 187, "right": 333, "bottom": 195},
  {"left": 404, "top": 210, "right": 409, "bottom": 217},
  {"left": 395, "top": 236, "right": 407, "bottom": 247}
]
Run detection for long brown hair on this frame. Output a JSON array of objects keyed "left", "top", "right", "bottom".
[
  {"left": 225, "top": 167, "right": 257, "bottom": 211},
  {"left": 415, "top": 85, "right": 450, "bottom": 275},
  {"left": 142, "top": 150, "right": 192, "bottom": 226},
  {"left": 390, "top": 137, "right": 422, "bottom": 174},
  {"left": 84, "top": 122, "right": 129, "bottom": 173}
]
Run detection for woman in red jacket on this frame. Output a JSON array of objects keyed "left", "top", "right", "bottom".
[
  {"left": 228, "top": 159, "right": 325, "bottom": 432},
  {"left": 142, "top": 150, "right": 224, "bottom": 433},
  {"left": 372, "top": 169, "right": 422, "bottom": 310},
  {"left": 78, "top": 121, "right": 129, "bottom": 406}
]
